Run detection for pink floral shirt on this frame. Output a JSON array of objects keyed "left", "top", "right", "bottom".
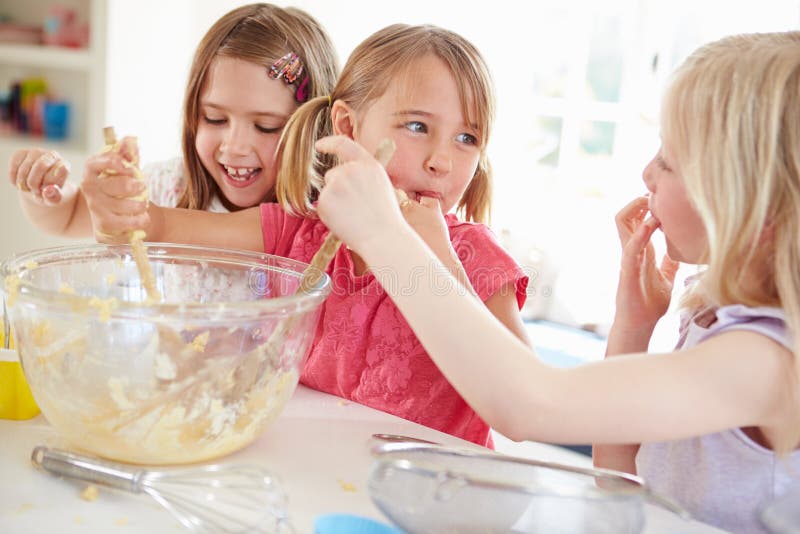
[{"left": 261, "top": 204, "right": 528, "bottom": 446}]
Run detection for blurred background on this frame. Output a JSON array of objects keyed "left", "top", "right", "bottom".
[{"left": 1, "top": 0, "right": 799, "bottom": 342}]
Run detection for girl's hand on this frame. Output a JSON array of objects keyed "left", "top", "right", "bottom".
[
  {"left": 399, "top": 196, "right": 455, "bottom": 266},
  {"left": 81, "top": 144, "right": 148, "bottom": 243},
  {"left": 8, "top": 148, "right": 72, "bottom": 205},
  {"left": 613, "top": 196, "right": 680, "bottom": 334},
  {"left": 315, "top": 135, "right": 405, "bottom": 252}
]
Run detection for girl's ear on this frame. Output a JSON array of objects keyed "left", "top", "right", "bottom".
[{"left": 331, "top": 100, "right": 357, "bottom": 139}]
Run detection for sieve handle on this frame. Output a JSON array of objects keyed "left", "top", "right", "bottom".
[
  {"left": 31, "top": 446, "right": 143, "bottom": 493},
  {"left": 645, "top": 489, "right": 692, "bottom": 520}
]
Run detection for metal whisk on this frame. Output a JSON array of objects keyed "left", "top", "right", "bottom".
[{"left": 31, "top": 446, "right": 294, "bottom": 533}]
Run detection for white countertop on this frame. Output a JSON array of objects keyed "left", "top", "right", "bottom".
[{"left": 0, "top": 385, "right": 727, "bottom": 533}]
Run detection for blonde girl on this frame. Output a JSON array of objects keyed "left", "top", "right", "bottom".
[
  {"left": 314, "top": 31, "right": 800, "bottom": 533},
  {"left": 9, "top": 3, "right": 338, "bottom": 234}
]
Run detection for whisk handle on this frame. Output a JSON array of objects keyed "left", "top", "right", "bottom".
[{"left": 32, "top": 446, "right": 144, "bottom": 493}]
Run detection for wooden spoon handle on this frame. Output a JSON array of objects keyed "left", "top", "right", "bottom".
[
  {"left": 102, "top": 127, "right": 161, "bottom": 303},
  {"left": 298, "top": 138, "right": 396, "bottom": 294}
]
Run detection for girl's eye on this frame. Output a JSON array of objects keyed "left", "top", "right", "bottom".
[
  {"left": 404, "top": 121, "right": 427, "bottom": 134},
  {"left": 203, "top": 116, "right": 225, "bottom": 125},
  {"left": 256, "top": 124, "right": 283, "bottom": 134},
  {"left": 655, "top": 156, "right": 671, "bottom": 171},
  {"left": 456, "top": 132, "right": 478, "bottom": 146}
]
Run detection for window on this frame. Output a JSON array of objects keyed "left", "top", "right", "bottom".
[{"left": 482, "top": 0, "right": 800, "bottom": 332}]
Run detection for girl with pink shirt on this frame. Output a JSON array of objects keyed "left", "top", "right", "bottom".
[{"left": 84, "top": 24, "right": 530, "bottom": 447}]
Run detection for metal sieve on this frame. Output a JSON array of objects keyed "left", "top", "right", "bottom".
[{"left": 368, "top": 442, "right": 688, "bottom": 534}]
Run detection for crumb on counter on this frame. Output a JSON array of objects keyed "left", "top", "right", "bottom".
[
  {"left": 14, "top": 503, "right": 34, "bottom": 515},
  {"left": 116, "top": 516, "right": 129, "bottom": 526},
  {"left": 337, "top": 478, "right": 357, "bottom": 492},
  {"left": 80, "top": 484, "right": 99, "bottom": 501}
]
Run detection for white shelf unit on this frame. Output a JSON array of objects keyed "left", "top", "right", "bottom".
[
  {"left": 0, "top": 0, "right": 107, "bottom": 157},
  {"left": 0, "top": 42, "right": 93, "bottom": 70},
  {"left": 0, "top": 0, "right": 107, "bottom": 259}
]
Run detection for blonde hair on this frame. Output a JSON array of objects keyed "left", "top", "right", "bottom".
[
  {"left": 277, "top": 23, "right": 495, "bottom": 223},
  {"left": 663, "top": 31, "right": 800, "bottom": 450},
  {"left": 180, "top": 3, "right": 339, "bottom": 210}
]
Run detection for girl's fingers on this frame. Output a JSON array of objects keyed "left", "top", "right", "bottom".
[
  {"left": 8, "top": 150, "right": 27, "bottom": 186},
  {"left": 27, "top": 152, "right": 62, "bottom": 192},
  {"left": 615, "top": 196, "right": 649, "bottom": 242},
  {"left": 418, "top": 195, "right": 441, "bottom": 210},
  {"left": 620, "top": 217, "right": 658, "bottom": 272},
  {"left": 14, "top": 150, "right": 41, "bottom": 192},
  {"left": 316, "top": 135, "right": 396, "bottom": 168},
  {"left": 85, "top": 153, "right": 137, "bottom": 179},
  {"left": 91, "top": 207, "right": 149, "bottom": 242},
  {"left": 117, "top": 136, "right": 140, "bottom": 163},
  {"left": 42, "top": 184, "right": 62, "bottom": 206},
  {"left": 99, "top": 175, "right": 146, "bottom": 198},
  {"left": 315, "top": 135, "right": 370, "bottom": 163},
  {"left": 90, "top": 195, "right": 147, "bottom": 217},
  {"left": 45, "top": 161, "right": 70, "bottom": 187}
]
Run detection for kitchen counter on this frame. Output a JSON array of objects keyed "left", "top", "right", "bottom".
[{"left": 0, "top": 385, "right": 726, "bottom": 533}]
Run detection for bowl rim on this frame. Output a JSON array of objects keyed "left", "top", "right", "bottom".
[{"left": 1, "top": 242, "right": 331, "bottom": 318}]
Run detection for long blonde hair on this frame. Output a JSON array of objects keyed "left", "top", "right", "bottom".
[
  {"left": 663, "top": 31, "right": 800, "bottom": 450},
  {"left": 180, "top": 3, "right": 339, "bottom": 210},
  {"left": 277, "top": 23, "right": 495, "bottom": 224}
]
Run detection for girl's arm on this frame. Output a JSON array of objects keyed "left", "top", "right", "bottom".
[
  {"left": 81, "top": 135, "right": 265, "bottom": 251},
  {"left": 594, "top": 197, "right": 680, "bottom": 473},
  {"left": 400, "top": 196, "right": 529, "bottom": 345},
  {"left": 485, "top": 286, "right": 531, "bottom": 346},
  {"left": 83, "top": 164, "right": 264, "bottom": 251},
  {"left": 316, "top": 135, "right": 795, "bottom": 446},
  {"left": 361, "top": 225, "right": 793, "bottom": 444},
  {"left": 145, "top": 204, "right": 264, "bottom": 251}
]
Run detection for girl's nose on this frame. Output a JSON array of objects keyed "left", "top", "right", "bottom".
[
  {"left": 221, "top": 123, "right": 251, "bottom": 156},
  {"left": 424, "top": 142, "right": 453, "bottom": 176},
  {"left": 642, "top": 158, "right": 657, "bottom": 192}
]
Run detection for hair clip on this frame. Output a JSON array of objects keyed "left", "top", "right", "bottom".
[
  {"left": 295, "top": 76, "right": 309, "bottom": 103},
  {"left": 269, "top": 52, "right": 308, "bottom": 103}
]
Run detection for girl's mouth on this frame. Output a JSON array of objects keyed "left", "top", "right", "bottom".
[
  {"left": 414, "top": 190, "right": 442, "bottom": 201},
  {"left": 220, "top": 164, "right": 261, "bottom": 188}
]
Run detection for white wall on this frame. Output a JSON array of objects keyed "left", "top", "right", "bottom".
[{"left": 2, "top": 0, "right": 798, "bottom": 333}]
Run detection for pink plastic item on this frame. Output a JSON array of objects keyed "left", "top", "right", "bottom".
[{"left": 42, "top": 5, "right": 89, "bottom": 48}]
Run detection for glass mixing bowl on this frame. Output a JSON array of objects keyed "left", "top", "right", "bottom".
[{"left": 1, "top": 243, "right": 330, "bottom": 464}]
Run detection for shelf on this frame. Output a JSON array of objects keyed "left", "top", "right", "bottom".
[
  {"left": 0, "top": 43, "right": 92, "bottom": 72},
  {"left": 0, "top": 132, "right": 86, "bottom": 156}
]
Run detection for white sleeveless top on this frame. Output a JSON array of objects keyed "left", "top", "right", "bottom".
[
  {"left": 142, "top": 158, "right": 228, "bottom": 213},
  {"left": 636, "top": 305, "right": 800, "bottom": 533}
]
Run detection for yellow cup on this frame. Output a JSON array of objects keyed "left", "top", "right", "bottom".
[{"left": 0, "top": 327, "right": 40, "bottom": 420}]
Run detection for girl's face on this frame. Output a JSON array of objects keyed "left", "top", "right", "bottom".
[
  {"left": 196, "top": 57, "right": 297, "bottom": 208},
  {"left": 643, "top": 145, "right": 707, "bottom": 263},
  {"left": 351, "top": 54, "right": 482, "bottom": 214}
]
